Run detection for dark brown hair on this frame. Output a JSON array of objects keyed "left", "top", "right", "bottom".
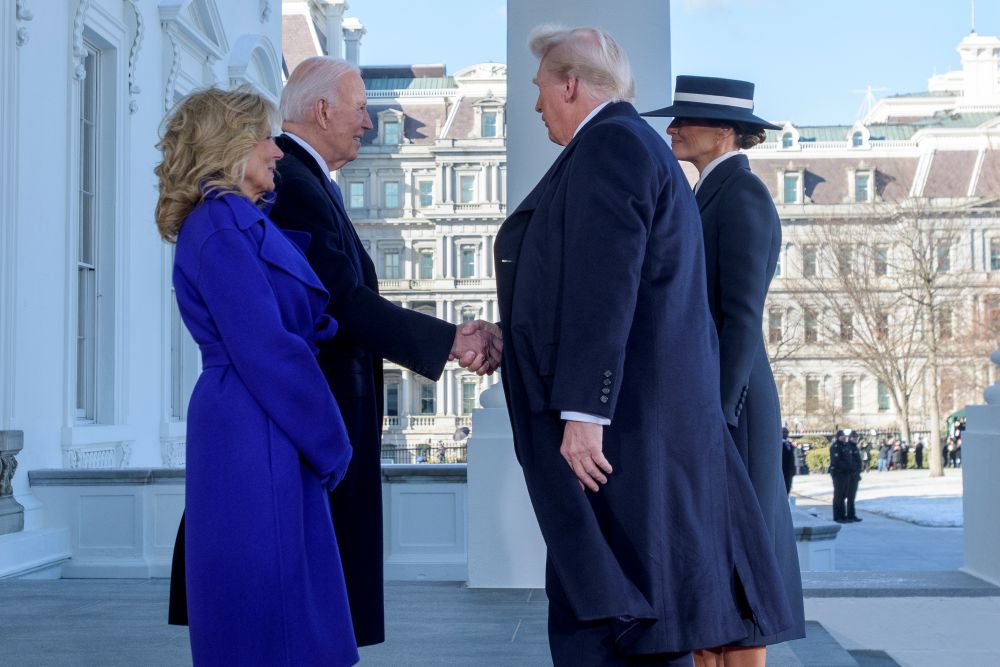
[{"left": 728, "top": 121, "right": 768, "bottom": 149}]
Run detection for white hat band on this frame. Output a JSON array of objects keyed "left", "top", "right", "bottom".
[{"left": 673, "top": 92, "right": 754, "bottom": 110}]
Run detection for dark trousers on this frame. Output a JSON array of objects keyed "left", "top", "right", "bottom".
[
  {"left": 845, "top": 474, "right": 860, "bottom": 519},
  {"left": 546, "top": 560, "right": 693, "bottom": 667},
  {"left": 831, "top": 472, "right": 850, "bottom": 521}
]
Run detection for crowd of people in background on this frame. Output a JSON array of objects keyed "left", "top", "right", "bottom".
[{"left": 781, "top": 416, "right": 966, "bottom": 476}]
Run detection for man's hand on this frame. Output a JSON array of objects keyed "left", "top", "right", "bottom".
[
  {"left": 450, "top": 320, "right": 502, "bottom": 375},
  {"left": 560, "top": 420, "right": 613, "bottom": 492}
]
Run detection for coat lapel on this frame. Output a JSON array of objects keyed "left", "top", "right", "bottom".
[{"left": 695, "top": 153, "right": 748, "bottom": 211}]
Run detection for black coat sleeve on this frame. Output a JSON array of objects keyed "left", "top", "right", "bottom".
[{"left": 270, "top": 170, "right": 455, "bottom": 381}]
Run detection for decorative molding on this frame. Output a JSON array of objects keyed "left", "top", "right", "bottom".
[
  {"left": 72, "top": 0, "right": 92, "bottom": 80},
  {"left": 0, "top": 431, "right": 24, "bottom": 535},
  {"left": 63, "top": 440, "right": 132, "bottom": 469},
  {"left": 260, "top": 0, "right": 271, "bottom": 23},
  {"left": 124, "top": 0, "right": 143, "bottom": 114},
  {"left": 160, "top": 439, "right": 186, "bottom": 468},
  {"left": 15, "top": 0, "right": 32, "bottom": 47},
  {"left": 163, "top": 25, "right": 180, "bottom": 113}
]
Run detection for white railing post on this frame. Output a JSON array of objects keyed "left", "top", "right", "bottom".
[
  {"left": 466, "top": 382, "right": 546, "bottom": 587},
  {"left": 963, "top": 346, "right": 1000, "bottom": 585}
]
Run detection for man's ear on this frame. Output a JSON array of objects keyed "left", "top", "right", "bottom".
[
  {"left": 313, "top": 98, "right": 328, "bottom": 130},
  {"left": 563, "top": 76, "right": 579, "bottom": 103}
]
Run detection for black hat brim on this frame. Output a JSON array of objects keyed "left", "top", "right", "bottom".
[{"left": 640, "top": 101, "right": 782, "bottom": 131}]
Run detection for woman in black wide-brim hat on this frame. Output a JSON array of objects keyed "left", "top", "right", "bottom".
[{"left": 642, "top": 77, "right": 806, "bottom": 666}]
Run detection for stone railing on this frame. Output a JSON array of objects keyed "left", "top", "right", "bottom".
[{"left": 0, "top": 430, "right": 24, "bottom": 535}]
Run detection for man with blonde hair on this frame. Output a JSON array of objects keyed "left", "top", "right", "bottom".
[{"left": 494, "top": 26, "right": 794, "bottom": 665}]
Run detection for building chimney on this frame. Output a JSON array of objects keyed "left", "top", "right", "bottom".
[
  {"left": 957, "top": 31, "right": 1000, "bottom": 104},
  {"left": 314, "top": 0, "right": 347, "bottom": 58},
  {"left": 342, "top": 17, "right": 365, "bottom": 66}
]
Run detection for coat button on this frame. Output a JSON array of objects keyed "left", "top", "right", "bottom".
[
  {"left": 600, "top": 396, "right": 609, "bottom": 403},
  {"left": 603, "top": 379, "right": 612, "bottom": 386},
  {"left": 602, "top": 388, "right": 610, "bottom": 395},
  {"left": 604, "top": 370, "right": 612, "bottom": 378}
]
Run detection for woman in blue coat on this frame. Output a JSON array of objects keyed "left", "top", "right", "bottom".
[
  {"left": 644, "top": 77, "right": 806, "bottom": 666},
  {"left": 155, "top": 87, "right": 357, "bottom": 666}
]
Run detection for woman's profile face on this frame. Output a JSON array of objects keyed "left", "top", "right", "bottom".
[
  {"left": 240, "top": 136, "right": 284, "bottom": 201},
  {"left": 666, "top": 117, "right": 731, "bottom": 167}
]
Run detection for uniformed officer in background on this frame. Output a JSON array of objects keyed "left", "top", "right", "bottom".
[{"left": 830, "top": 429, "right": 863, "bottom": 523}]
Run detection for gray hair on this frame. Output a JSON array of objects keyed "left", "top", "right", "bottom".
[
  {"left": 528, "top": 25, "right": 635, "bottom": 103},
  {"left": 280, "top": 56, "right": 360, "bottom": 123}
]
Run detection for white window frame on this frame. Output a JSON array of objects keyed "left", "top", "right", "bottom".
[
  {"left": 458, "top": 174, "right": 477, "bottom": 204},
  {"left": 779, "top": 170, "right": 803, "bottom": 205},
  {"left": 348, "top": 181, "right": 366, "bottom": 210},
  {"left": 461, "top": 380, "right": 478, "bottom": 414},
  {"left": 63, "top": 6, "right": 135, "bottom": 464},
  {"left": 417, "top": 179, "right": 434, "bottom": 208},
  {"left": 848, "top": 168, "right": 875, "bottom": 203},
  {"left": 383, "top": 180, "right": 400, "bottom": 209},
  {"left": 376, "top": 108, "right": 405, "bottom": 146}
]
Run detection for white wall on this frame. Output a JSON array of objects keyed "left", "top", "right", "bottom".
[{"left": 1, "top": 0, "right": 280, "bottom": 576}]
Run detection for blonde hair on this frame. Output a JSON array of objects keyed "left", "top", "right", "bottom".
[
  {"left": 528, "top": 25, "right": 635, "bottom": 103},
  {"left": 154, "top": 86, "right": 277, "bottom": 242}
]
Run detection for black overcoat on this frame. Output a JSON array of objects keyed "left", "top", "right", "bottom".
[
  {"left": 494, "top": 102, "right": 795, "bottom": 654},
  {"left": 695, "top": 153, "right": 806, "bottom": 644},
  {"left": 268, "top": 135, "right": 455, "bottom": 645},
  {"left": 167, "top": 136, "right": 456, "bottom": 647}
]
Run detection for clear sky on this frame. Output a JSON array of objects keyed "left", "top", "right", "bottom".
[{"left": 350, "top": 0, "right": 1000, "bottom": 127}]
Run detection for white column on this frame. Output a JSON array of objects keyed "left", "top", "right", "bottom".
[
  {"left": 481, "top": 235, "right": 489, "bottom": 277},
  {"left": 965, "top": 346, "right": 1000, "bottom": 586},
  {"left": 435, "top": 299, "right": 445, "bottom": 320},
  {"left": 467, "top": 0, "right": 674, "bottom": 589},
  {"left": 400, "top": 369, "right": 412, "bottom": 421},
  {"left": 435, "top": 374, "right": 446, "bottom": 418}
]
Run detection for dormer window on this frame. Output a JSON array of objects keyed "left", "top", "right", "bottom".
[
  {"left": 473, "top": 96, "right": 505, "bottom": 139},
  {"left": 482, "top": 112, "right": 498, "bottom": 138},
  {"left": 855, "top": 172, "right": 870, "bottom": 202},
  {"left": 376, "top": 108, "right": 405, "bottom": 146},
  {"left": 849, "top": 167, "right": 875, "bottom": 203},
  {"left": 779, "top": 123, "right": 800, "bottom": 151},
  {"left": 780, "top": 169, "right": 804, "bottom": 204},
  {"left": 384, "top": 120, "right": 400, "bottom": 145},
  {"left": 847, "top": 123, "right": 870, "bottom": 149}
]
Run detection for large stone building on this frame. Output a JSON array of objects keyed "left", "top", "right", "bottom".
[
  {"left": 283, "top": 1, "right": 505, "bottom": 453},
  {"left": 283, "top": 7, "right": 1000, "bottom": 439},
  {"left": 753, "top": 30, "right": 1000, "bottom": 434}
]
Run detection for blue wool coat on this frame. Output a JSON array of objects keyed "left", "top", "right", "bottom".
[
  {"left": 173, "top": 192, "right": 357, "bottom": 666},
  {"left": 695, "top": 153, "right": 806, "bottom": 645},
  {"left": 495, "top": 103, "right": 795, "bottom": 655}
]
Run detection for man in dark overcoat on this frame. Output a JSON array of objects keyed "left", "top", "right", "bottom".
[
  {"left": 495, "top": 26, "right": 794, "bottom": 665},
  {"left": 167, "top": 58, "right": 501, "bottom": 646}
]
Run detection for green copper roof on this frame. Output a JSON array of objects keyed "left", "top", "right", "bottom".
[
  {"left": 766, "top": 110, "right": 1000, "bottom": 143},
  {"left": 364, "top": 76, "right": 457, "bottom": 91}
]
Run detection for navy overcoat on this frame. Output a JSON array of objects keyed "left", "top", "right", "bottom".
[
  {"left": 494, "top": 102, "right": 795, "bottom": 654},
  {"left": 267, "top": 135, "right": 456, "bottom": 646},
  {"left": 695, "top": 153, "right": 806, "bottom": 644},
  {"left": 173, "top": 193, "right": 357, "bottom": 665}
]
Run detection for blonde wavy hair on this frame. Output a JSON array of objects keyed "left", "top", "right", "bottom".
[{"left": 154, "top": 86, "right": 278, "bottom": 242}]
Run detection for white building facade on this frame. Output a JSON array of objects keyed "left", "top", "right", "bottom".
[{"left": 0, "top": 0, "right": 281, "bottom": 576}]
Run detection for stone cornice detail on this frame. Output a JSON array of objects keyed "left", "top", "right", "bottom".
[{"left": 72, "top": 0, "right": 92, "bottom": 80}]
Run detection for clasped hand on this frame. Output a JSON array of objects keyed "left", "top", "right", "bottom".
[{"left": 449, "top": 320, "right": 502, "bottom": 375}]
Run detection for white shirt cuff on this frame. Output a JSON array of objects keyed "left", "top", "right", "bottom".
[{"left": 561, "top": 411, "right": 611, "bottom": 426}]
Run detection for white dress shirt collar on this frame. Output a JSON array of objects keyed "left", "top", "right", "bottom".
[
  {"left": 283, "top": 132, "right": 333, "bottom": 182},
  {"left": 694, "top": 150, "right": 741, "bottom": 195},
  {"left": 572, "top": 101, "right": 612, "bottom": 141}
]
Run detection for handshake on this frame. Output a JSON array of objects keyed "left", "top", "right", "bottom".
[{"left": 449, "top": 320, "right": 503, "bottom": 376}]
